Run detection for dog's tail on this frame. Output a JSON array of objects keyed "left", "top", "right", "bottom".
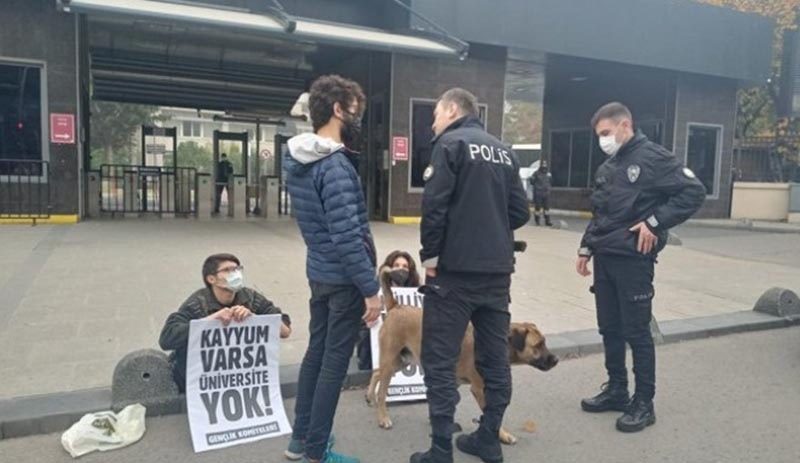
[{"left": 379, "top": 265, "right": 398, "bottom": 311}]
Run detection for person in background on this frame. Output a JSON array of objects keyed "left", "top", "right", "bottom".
[{"left": 530, "top": 160, "right": 553, "bottom": 226}]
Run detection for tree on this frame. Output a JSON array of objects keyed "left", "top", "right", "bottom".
[
  {"left": 89, "top": 101, "right": 167, "bottom": 168},
  {"left": 177, "top": 141, "right": 213, "bottom": 173},
  {"left": 696, "top": 0, "right": 800, "bottom": 138}
]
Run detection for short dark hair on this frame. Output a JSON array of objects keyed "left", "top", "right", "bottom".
[
  {"left": 591, "top": 102, "right": 633, "bottom": 129},
  {"left": 308, "top": 75, "right": 366, "bottom": 132},
  {"left": 438, "top": 88, "right": 479, "bottom": 118},
  {"left": 202, "top": 253, "right": 240, "bottom": 289}
]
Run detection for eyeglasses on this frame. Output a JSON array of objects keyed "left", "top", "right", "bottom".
[{"left": 215, "top": 265, "right": 243, "bottom": 274}]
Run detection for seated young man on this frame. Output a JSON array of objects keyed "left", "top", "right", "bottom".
[{"left": 159, "top": 253, "right": 292, "bottom": 392}]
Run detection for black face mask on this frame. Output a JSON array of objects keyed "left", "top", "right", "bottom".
[
  {"left": 389, "top": 268, "right": 410, "bottom": 286},
  {"left": 340, "top": 112, "right": 363, "bottom": 149}
]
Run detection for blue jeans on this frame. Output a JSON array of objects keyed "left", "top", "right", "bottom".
[{"left": 292, "top": 281, "right": 363, "bottom": 459}]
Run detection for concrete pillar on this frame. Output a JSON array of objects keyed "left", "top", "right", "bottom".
[
  {"left": 229, "top": 175, "right": 247, "bottom": 218},
  {"left": 197, "top": 174, "right": 212, "bottom": 218},
  {"left": 175, "top": 171, "right": 193, "bottom": 215},
  {"left": 259, "top": 175, "right": 280, "bottom": 218},
  {"left": 123, "top": 170, "right": 139, "bottom": 217},
  {"left": 159, "top": 173, "right": 175, "bottom": 216}
]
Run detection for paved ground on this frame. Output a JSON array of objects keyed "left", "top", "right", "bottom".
[
  {"left": 1, "top": 217, "right": 800, "bottom": 399},
  {"left": 1, "top": 327, "right": 798, "bottom": 463},
  {"left": 557, "top": 217, "right": 800, "bottom": 269}
]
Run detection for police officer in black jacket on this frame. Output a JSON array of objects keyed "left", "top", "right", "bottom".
[
  {"left": 577, "top": 102, "right": 705, "bottom": 433},
  {"left": 410, "top": 88, "right": 530, "bottom": 463}
]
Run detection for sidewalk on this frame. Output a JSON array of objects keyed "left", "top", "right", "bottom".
[
  {"left": 1, "top": 328, "right": 798, "bottom": 462},
  {"left": 549, "top": 208, "right": 800, "bottom": 234},
  {"left": 1, "top": 218, "right": 799, "bottom": 399}
]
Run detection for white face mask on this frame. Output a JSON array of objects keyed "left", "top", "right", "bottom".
[
  {"left": 225, "top": 270, "right": 244, "bottom": 292},
  {"left": 599, "top": 134, "right": 622, "bottom": 156}
]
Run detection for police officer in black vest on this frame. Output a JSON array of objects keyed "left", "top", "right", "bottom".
[
  {"left": 410, "top": 88, "right": 530, "bottom": 463},
  {"left": 577, "top": 102, "right": 705, "bottom": 432}
]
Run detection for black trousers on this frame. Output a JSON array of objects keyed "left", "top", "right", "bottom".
[
  {"left": 214, "top": 183, "right": 228, "bottom": 212},
  {"left": 593, "top": 254, "right": 656, "bottom": 401},
  {"left": 421, "top": 272, "right": 511, "bottom": 440},
  {"left": 533, "top": 194, "right": 550, "bottom": 212}
]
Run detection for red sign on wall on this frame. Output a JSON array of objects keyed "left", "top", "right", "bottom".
[
  {"left": 392, "top": 136, "right": 409, "bottom": 161},
  {"left": 50, "top": 113, "right": 75, "bottom": 144}
]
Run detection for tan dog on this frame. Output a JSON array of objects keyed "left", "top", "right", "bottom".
[{"left": 365, "top": 268, "right": 558, "bottom": 445}]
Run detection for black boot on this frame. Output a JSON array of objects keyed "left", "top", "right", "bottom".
[
  {"left": 410, "top": 438, "right": 453, "bottom": 463},
  {"left": 534, "top": 215, "right": 541, "bottom": 226},
  {"left": 456, "top": 425, "right": 502, "bottom": 463},
  {"left": 544, "top": 214, "right": 553, "bottom": 227},
  {"left": 616, "top": 397, "right": 656, "bottom": 433},
  {"left": 581, "top": 383, "right": 630, "bottom": 413}
]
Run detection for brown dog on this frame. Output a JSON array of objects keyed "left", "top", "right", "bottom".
[{"left": 365, "top": 268, "right": 558, "bottom": 445}]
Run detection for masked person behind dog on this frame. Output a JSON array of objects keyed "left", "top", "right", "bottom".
[
  {"left": 284, "top": 75, "right": 381, "bottom": 463},
  {"left": 356, "top": 251, "right": 422, "bottom": 370},
  {"left": 577, "top": 102, "right": 705, "bottom": 433},
  {"left": 158, "top": 253, "right": 292, "bottom": 392},
  {"left": 412, "top": 88, "right": 530, "bottom": 463}
]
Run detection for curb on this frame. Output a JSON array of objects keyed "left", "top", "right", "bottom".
[
  {"left": 1, "top": 311, "right": 798, "bottom": 441},
  {"left": 684, "top": 219, "right": 800, "bottom": 234},
  {"left": 548, "top": 209, "right": 593, "bottom": 219}
]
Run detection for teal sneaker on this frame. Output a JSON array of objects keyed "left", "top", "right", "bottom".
[
  {"left": 302, "top": 449, "right": 360, "bottom": 463},
  {"left": 285, "top": 434, "right": 336, "bottom": 461}
]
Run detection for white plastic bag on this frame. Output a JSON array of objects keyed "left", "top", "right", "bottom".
[{"left": 60, "top": 404, "right": 146, "bottom": 458}]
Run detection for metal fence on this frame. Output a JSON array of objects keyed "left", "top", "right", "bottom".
[
  {"left": 733, "top": 137, "right": 800, "bottom": 183},
  {"left": 0, "top": 159, "right": 50, "bottom": 221},
  {"left": 100, "top": 164, "right": 197, "bottom": 215}
]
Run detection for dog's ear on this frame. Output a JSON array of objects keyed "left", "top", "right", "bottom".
[{"left": 508, "top": 327, "right": 527, "bottom": 352}]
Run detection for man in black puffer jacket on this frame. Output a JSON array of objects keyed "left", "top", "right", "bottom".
[{"left": 577, "top": 102, "right": 705, "bottom": 434}]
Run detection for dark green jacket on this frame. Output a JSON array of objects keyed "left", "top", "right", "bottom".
[{"left": 158, "top": 287, "right": 290, "bottom": 391}]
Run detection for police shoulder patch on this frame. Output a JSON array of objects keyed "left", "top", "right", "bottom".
[
  {"left": 683, "top": 167, "right": 696, "bottom": 179},
  {"left": 627, "top": 164, "right": 641, "bottom": 183},
  {"left": 423, "top": 165, "right": 434, "bottom": 181}
]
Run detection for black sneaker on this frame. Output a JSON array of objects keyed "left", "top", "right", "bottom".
[
  {"left": 409, "top": 445, "right": 453, "bottom": 463},
  {"left": 534, "top": 215, "right": 541, "bottom": 226},
  {"left": 581, "top": 382, "right": 631, "bottom": 413},
  {"left": 616, "top": 397, "right": 656, "bottom": 433},
  {"left": 455, "top": 427, "right": 502, "bottom": 463}
]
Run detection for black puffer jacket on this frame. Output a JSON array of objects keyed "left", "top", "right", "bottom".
[{"left": 579, "top": 132, "right": 706, "bottom": 259}]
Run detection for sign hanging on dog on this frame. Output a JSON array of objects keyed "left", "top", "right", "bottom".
[
  {"left": 371, "top": 287, "right": 427, "bottom": 402},
  {"left": 185, "top": 315, "right": 291, "bottom": 453}
]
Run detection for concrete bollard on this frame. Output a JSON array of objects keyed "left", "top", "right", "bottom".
[
  {"left": 111, "top": 349, "right": 182, "bottom": 415},
  {"left": 753, "top": 287, "right": 800, "bottom": 318}
]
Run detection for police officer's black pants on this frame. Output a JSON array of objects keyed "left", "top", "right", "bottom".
[
  {"left": 593, "top": 254, "right": 656, "bottom": 401},
  {"left": 421, "top": 272, "right": 511, "bottom": 441}
]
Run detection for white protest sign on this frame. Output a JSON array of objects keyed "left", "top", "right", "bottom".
[
  {"left": 370, "top": 287, "right": 427, "bottom": 402},
  {"left": 186, "top": 314, "right": 291, "bottom": 453}
]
